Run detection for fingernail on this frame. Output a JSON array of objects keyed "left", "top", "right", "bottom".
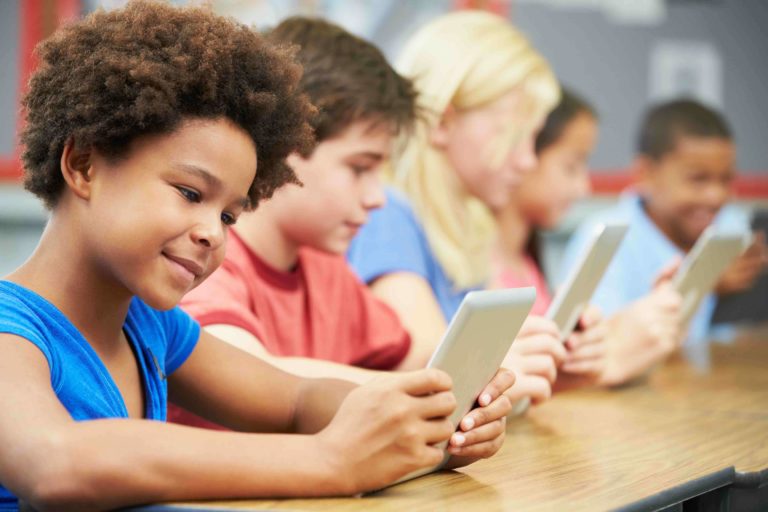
[
  {"left": 452, "top": 433, "right": 466, "bottom": 446},
  {"left": 480, "top": 393, "right": 492, "bottom": 406},
  {"left": 462, "top": 417, "right": 475, "bottom": 430}
]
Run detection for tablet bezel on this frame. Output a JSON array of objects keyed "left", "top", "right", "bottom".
[
  {"left": 673, "top": 226, "right": 752, "bottom": 325},
  {"left": 546, "top": 223, "right": 629, "bottom": 342}
]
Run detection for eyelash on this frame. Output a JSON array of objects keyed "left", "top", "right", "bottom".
[
  {"left": 176, "top": 186, "right": 237, "bottom": 226},
  {"left": 350, "top": 165, "right": 370, "bottom": 175},
  {"left": 221, "top": 213, "right": 237, "bottom": 226},
  {"left": 176, "top": 186, "right": 201, "bottom": 203}
]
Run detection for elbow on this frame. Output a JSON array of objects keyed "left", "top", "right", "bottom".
[{"left": 22, "top": 433, "right": 100, "bottom": 512}]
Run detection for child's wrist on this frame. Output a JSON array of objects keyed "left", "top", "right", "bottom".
[{"left": 309, "top": 432, "right": 357, "bottom": 496}]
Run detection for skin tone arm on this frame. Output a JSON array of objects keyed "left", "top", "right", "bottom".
[
  {"left": 1, "top": 329, "right": 514, "bottom": 511},
  {"left": 205, "top": 324, "right": 380, "bottom": 384},
  {"left": 597, "top": 261, "right": 684, "bottom": 387},
  {"left": 370, "top": 272, "right": 448, "bottom": 370}
]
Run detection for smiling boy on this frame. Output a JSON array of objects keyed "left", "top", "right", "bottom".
[{"left": 561, "top": 99, "right": 763, "bottom": 384}]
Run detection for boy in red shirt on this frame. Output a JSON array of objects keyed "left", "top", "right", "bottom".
[{"left": 180, "top": 18, "right": 416, "bottom": 381}]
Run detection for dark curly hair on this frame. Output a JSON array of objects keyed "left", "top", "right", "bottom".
[
  {"left": 21, "top": 0, "right": 316, "bottom": 209},
  {"left": 268, "top": 16, "right": 418, "bottom": 143}
]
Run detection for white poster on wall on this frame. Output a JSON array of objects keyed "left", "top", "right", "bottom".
[{"left": 649, "top": 40, "right": 723, "bottom": 107}]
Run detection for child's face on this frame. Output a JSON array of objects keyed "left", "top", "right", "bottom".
[
  {"left": 271, "top": 120, "right": 390, "bottom": 254},
  {"left": 432, "top": 89, "right": 541, "bottom": 211},
  {"left": 81, "top": 118, "right": 256, "bottom": 309},
  {"left": 639, "top": 135, "right": 736, "bottom": 249},
  {"left": 515, "top": 112, "right": 597, "bottom": 229}
]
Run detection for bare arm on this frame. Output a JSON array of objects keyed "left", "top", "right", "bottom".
[
  {"left": 0, "top": 331, "right": 476, "bottom": 510},
  {"left": 369, "top": 271, "right": 447, "bottom": 370},
  {"left": 204, "top": 324, "right": 380, "bottom": 385},
  {"left": 0, "top": 333, "right": 346, "bottom": 511},
  {"left": 168, "top": 330, "right": 354, "bottom": 433}
]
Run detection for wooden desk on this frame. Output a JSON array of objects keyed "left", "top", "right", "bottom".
[{"left": 163, "top": 329, "right": 768, "bottom": 512}]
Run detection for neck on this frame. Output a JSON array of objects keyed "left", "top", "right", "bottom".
[
  {"left": 494, "top": 201, "right": 532, "bottom": 268},
  {"left": 234, "top": 205, "right": 299, "bottom": 272},
  {"left": 6, "top": 210, "right": 133, "bottom": 349}
]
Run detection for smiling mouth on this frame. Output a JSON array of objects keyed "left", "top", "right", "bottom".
[{"left": 162, "top": 252, "right": 204, "bottom": 283}]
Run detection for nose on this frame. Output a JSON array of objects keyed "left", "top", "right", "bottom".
[
  {"left": 360, "top": 173, "right": 386, "bottom": 211},
  {"left": 510, "top": 133, "right": 538, "bottom": 176},
  {"left": 703, "top": 181, "right": 731, "bottom": 210},
  {"left": 190, "top": 213, "right": 225, "bottom": 251},
  {"left": 576, "top": 167, "right": 592, "bottom": 199}
]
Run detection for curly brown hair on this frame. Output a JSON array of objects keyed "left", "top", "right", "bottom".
[
  {"left": 21, "top": 0, "right": 316, "bottom": 209},
  {"left": 268, "top": 17, "right": 417, "bottom": 143}
]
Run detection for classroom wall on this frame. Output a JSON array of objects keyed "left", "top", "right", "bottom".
[
  {"left": 1, "top": 0, "right": 767, "bottom": 277},
  {"left": 513, "top": 0, "right": 768, "bottom": 172},
  {"left": 0, "top": 1, "right": 20, "bottom": 156}
]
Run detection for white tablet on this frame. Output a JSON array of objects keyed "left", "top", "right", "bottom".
[
  {"left": 673, "top": 226, "right": 752, "bottom": 325},
  {"left": 393, "top": 287, "right": 536, "bottom": 485},
  {"left": 546, "top": 223, "right": 629, "bottom": 342}
]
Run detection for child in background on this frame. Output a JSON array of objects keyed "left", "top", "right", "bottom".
[
  {"left": 178, "top": 16, "right": 558, "bottom": 407},
  {"left": 561, "top": 98, "right": 766, "bottom": 384},
  {"left": 0, "top": 3, "right": 515, "bottom": 509},
  {"left": 349, "top": 11, "right": 590, "bottom": 404},
  {"left": 493, "top": 89, "right": 597, "bottom": 313},
  {"left": 492, "top": 89, "right": 606, "bottom": 381}
]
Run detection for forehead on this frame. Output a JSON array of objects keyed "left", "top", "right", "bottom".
[
  {"left": 665, "top": 134, "right": 735, "bottom": 168},
  {"left": 318, "top": 119, "right": 394, "bottom": 155}
]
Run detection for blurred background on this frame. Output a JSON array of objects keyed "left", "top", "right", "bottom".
[{"left": 2, "top": 0, "right": 767, "bottom": 281}]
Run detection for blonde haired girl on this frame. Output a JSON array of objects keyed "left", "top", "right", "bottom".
[{"left": 349, "top": 10, "right": 569, "bottom": 405}]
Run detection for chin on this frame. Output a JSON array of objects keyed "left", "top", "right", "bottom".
[
  {"left": 135, "top": 287, "right": 186, "bottom": 311},
  {"left": 318, "top": 238, "right": 350, "bottom": 255}
]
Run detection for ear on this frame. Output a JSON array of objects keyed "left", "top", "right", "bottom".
[
  {"left": 60, "top": 139, "right": 95, "bottom": 201},
  {"left": 428, "top": 104, "right": 457, "bottom": 149}
]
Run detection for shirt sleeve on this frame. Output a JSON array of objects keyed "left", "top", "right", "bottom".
[
  {"left": 160, "top": 306, "right": 201, "bottom": 375},
  {"left": 0, "top": 297, "right": 61, "bottom": 389},
  {"left": 347, "top": 190, "right": 431, "bottom": 284},
  {"left": 179, "top": 262, "right": 266, "bottom": 342}
]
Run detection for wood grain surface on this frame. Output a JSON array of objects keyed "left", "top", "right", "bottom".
[{"left": 166, "top": 327, "right": 768, "bottom": 512}]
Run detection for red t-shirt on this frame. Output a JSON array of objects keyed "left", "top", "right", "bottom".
[
  {"left": 180, "top": 229, "right": 411, "bottom": 367},
  {"left": 169, "top": 230, "right": 411, "bottom": 428}
]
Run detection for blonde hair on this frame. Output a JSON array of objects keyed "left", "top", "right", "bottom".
[{"left": 393, "top": 10, "right": 559, "bottom": 288}]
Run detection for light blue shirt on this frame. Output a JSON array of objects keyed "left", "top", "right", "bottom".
[
  {"left": 559, "top": 191, "right": 750, "bottom": 344},
  {"left": 347, "top": 188, "right": 478, "bottom": 322}
]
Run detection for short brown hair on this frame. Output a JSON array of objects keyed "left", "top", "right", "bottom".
[
  {"left": 268, "top": 16, "right": 417, "bottom": 143},
  {"left": 22, "top": 0, "right": 315, "bottom": 209}
]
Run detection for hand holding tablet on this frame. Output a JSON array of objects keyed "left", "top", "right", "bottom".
[
  {"left": 546, "top": 223, "right": 629, "bottom": 342},
  {"left": 391, "top": 287, "right": 536, "bottom": 485},
  {"left": 672, "top": 226, "right": 753, "bottom": 325}
]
